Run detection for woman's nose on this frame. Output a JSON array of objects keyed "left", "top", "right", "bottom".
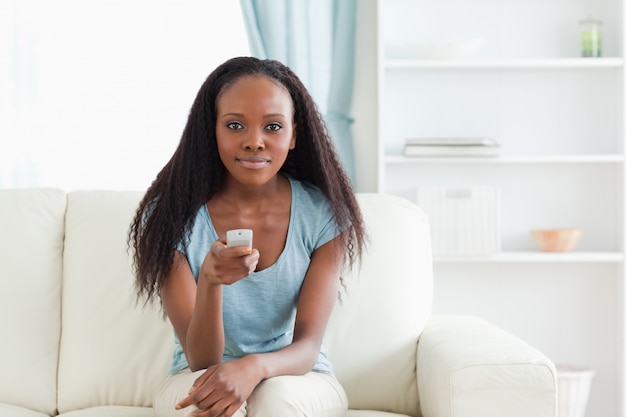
[{"left": 244, "top": 131, "right": 265, "bottom": 151}]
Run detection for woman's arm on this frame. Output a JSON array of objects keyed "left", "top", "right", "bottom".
[
  {"left": 161, "top": 242, "right": 258, "bottom": 371},
  {"left": 160, "top": 250, "right": 224, "bottom": 371}
]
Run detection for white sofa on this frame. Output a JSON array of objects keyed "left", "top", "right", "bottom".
[{"left": 0, "top": 188, "right": 558, "bottom": 417}]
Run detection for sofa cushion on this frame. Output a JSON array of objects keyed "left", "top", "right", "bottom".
[
  {"left": 0, "top": 403, "right": 52, "bottom": 417},
  {"left": 0, "top": 188, "right": 66, "bottom": 416},
  {"left": 324, "top": 194, "right": 433, "bottom": 417},
  {"left": 57, "top": 405, "right": 154, "bottom": 417},
  {"left": 57, "top": 191, "right": 174, "bottom": 413}
]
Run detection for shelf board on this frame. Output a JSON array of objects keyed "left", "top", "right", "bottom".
[
  {"left": 384, "top": 58, "right": 624, "bottom": 69},
  {"left": 385, "top": 154, "right": 625, "bottom": 164},
  {"left": 434, "top": 251, "right": 625, "bottom": 263}
]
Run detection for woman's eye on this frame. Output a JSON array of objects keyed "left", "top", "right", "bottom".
[
  {"left": 226, "top": 122, "right": 243, "bottom": 130},
  {"left": 266, "top": 123, "right": 282, "bottom": 131}
]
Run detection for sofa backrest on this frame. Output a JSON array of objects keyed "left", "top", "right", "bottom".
[
  {"left": 0, "top": 188, "right": 67, "bottom": 416},
  {"left": 324, "top": 193, "right": 433, "bottom": 417},
  {"left": 57, "top": 190, "right": 174, "bottom": 413}
]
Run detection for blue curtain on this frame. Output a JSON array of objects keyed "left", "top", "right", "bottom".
[{"left": 239, "top": 0, "right": 358, "bottom": 185}]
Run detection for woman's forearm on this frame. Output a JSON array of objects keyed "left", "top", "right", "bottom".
[
  {"left": 249, "top": 338, "right": 321, "bottom": 381},
  {"left": 185, "top": 279, "right": 225, "bottom": 371}
]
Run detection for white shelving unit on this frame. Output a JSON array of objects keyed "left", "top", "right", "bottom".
[{"left": 372, "top": 1, "right": 625, "bottom": 416}]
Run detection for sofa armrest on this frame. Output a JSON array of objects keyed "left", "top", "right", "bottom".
[{"left": 417, "top": 315, "right": 557, "bottom": 417}]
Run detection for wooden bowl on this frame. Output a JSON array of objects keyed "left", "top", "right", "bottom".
[{"left": 531, "top": 228, "right": 582, "bottom": 252}]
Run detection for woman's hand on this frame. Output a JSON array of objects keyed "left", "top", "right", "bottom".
[
  {"left": 200, "top": 239, "right": 259, "bottom": 286},
  {"left": 176, "top": 357, "right": 263, "bottom": 417}
]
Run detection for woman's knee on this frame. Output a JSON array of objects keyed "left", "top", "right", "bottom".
[{"left": 247, "top": 373, "right": 347, "bottom": 417}]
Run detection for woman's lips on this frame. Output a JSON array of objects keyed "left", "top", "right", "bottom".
[{"left": 237, "top": 157, "right": 270, "bottom": 169}]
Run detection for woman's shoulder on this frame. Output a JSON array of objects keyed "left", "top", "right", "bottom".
[
  {"left": 286, "top": 177, "right": 339, "bottom": 248},
  {"left": 287, "top": 176, "right": 332, "bottom": 219},
  {"left": 180, "top": 204, "right": 211, "bottom": 241},
  {"left": 288, "top": 176, "right": 325, "bottom": 202}
]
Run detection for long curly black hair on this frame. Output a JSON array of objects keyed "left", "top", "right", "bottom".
[{"left": 128, "top": 56, "right": 365, "bottom": 305}]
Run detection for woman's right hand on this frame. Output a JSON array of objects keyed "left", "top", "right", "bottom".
[
  {"left": 176, "top": 356, "right": 263, "bottom": 417},
  {"left": 199, "top": 239, "right": 259, "bottom": 286}
]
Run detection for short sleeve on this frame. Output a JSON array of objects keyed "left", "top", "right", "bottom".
[
  {"left": 315, "top": 198, "right": 339, "bottom": 250},
  {"left": 292, "top": 178, "right": 341, "bottom": 251}
]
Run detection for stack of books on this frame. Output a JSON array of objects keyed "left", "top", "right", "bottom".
[{"left": 403, "top": 137, "right": 500, "bottom": 157}]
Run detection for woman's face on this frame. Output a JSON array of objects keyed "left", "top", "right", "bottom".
[{"left": 215, "top": 75, "right": 296, "bottom": 188}]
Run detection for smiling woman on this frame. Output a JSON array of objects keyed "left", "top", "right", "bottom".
[{"left": 0, "top": 1, "right": 249, "bottom": 190}]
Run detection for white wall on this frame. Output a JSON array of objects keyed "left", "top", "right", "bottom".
[{"left": 1, "top": 1, "right": 249, "bottom": 191}]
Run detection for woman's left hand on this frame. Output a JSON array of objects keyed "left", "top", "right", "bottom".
[{"left": 175, "top": 357, "right": 262, "bottom": 417}]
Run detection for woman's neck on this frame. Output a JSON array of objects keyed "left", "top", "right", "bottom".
[{"left": 213, "top": 174, "right": 289, "bottom": 207}]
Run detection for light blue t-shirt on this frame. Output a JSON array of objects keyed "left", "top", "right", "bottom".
[{"left": 168, "top": 177, "right": 339, "bottom": 375}]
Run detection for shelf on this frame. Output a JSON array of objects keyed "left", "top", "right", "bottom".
[
  {"left": 384, "top": 58, "right": 624, "bottom": 70},
  {"left": 385, "top": 155, "right": 625, "bottom": 164},
  {"left": 434, "top": 251, "right": 625, "bottom": 263}
]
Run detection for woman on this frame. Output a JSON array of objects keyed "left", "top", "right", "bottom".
[{"left": 129, "top": 56, "right": 365, "bottom": 417}]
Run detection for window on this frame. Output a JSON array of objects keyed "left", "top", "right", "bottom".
[{"left": 1, "top": 0, "right": 250, "bottom": 190}]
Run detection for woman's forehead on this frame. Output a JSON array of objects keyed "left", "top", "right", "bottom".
[{"left": 217, "top": 76, "right": 293, "bottom": 114}]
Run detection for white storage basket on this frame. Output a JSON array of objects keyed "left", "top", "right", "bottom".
[
  {"left": 416, "top": 186, "right": 500, "bottom": 256},
  {"left": 557, "top": 364, "right": 595, "bottom": 417}
]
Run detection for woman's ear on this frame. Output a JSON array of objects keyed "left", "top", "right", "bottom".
[{"left": 289, "top": 125, "right": 297, "bottom": 150}]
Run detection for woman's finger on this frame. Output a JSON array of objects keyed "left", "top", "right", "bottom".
[{"left": 175, "top": 368, "right": 215, "bottom": 409}]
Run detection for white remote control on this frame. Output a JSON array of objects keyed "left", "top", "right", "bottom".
[{"left": 226, "top": 229, "right": 253, "bottom": 248}]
